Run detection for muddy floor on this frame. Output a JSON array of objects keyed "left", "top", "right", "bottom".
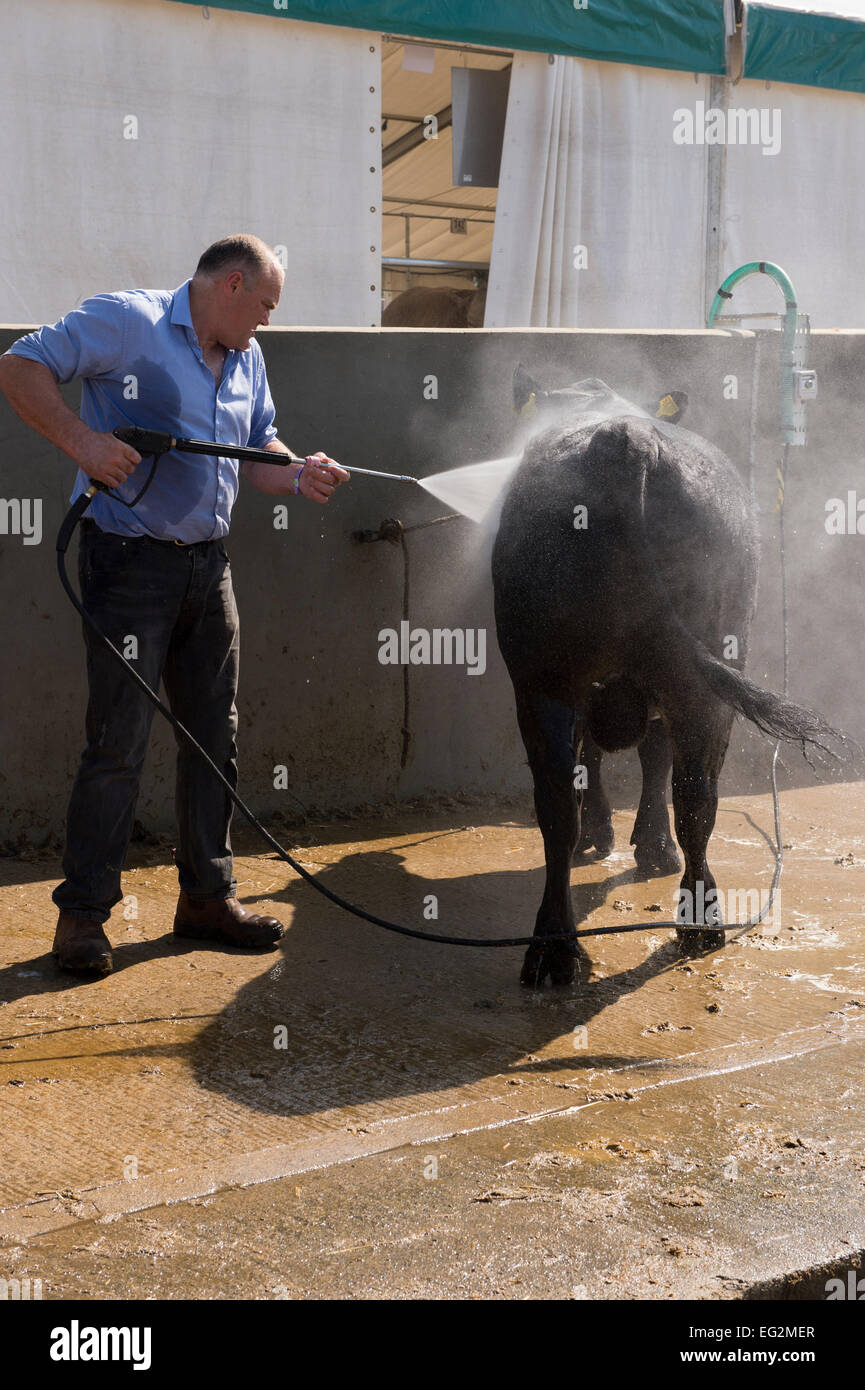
[{"left": 1, "top": 783, "right": 864, "bottom": 1300}]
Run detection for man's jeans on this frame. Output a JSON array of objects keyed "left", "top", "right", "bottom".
[{"left": 53, "top": 520, "right": 240, "bottom": 923}]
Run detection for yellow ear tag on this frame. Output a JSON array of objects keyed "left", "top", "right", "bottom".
[
  {"left": 520, "top": 392, "right": 538, "bottom": 419},
  {"left": 656, "top": 394, "right": 679, "bottom": 419}
]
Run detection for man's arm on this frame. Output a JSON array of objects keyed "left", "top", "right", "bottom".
[
  {"left": 241, "top": 438, "right": 349, "bottom": 504},
  {"left": 0, "top": 355, "right": 141, "bottom": 487}
]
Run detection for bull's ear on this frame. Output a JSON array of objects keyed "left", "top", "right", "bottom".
[
  {"left": 652, "top": 390, "right": 689, "bottom": 423},
  {"left": 513, "top": 364, "right": 543, "bottom": 415}
]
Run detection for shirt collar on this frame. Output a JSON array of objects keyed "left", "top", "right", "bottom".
[
  {"left": 170, "top": 279, "right": 195, "bottom": 329},
  {"left": 170, "top": 277, "right": 241, "bottom": 362}
]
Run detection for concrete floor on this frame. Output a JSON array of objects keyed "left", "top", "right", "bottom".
[{"left": 1, "top": 783, "right": 864, "bottom": 1300}]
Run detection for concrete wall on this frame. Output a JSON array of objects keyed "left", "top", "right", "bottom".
[{"left": 1, "top": 326, "right": 863, "bottom": 846}]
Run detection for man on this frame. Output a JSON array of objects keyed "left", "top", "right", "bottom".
[{"left": 0, "top": 234, "right": 348, "bottom": 976}]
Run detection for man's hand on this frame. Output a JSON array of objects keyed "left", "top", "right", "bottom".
[
  {"left": 298, "top": 452, "right": 350, "bottom": 505},
  {"left": 73, "top": 430, "right": 142, "bottom": 489},
  {"left": 241, "top": 439, "right": 350, "bottom": 497},
  {"left": 0, "top": 356, "right": 144, "bottom": 482}
]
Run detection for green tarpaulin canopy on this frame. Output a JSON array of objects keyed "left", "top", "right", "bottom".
[
  {"left": 743, "top": 2, "right": 865, "bottom": 93},
  {"left": 172, "top": 0, "right": 865, "bottom": 94},
  {"left": 171, "top": 0, "right": 728, "bottom": 75}
]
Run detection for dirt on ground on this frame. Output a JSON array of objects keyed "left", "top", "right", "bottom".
[{"left": 1, "top": 783, "right": 864, "bottom": 1299}]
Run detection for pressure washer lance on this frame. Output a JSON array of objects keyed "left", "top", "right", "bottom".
[
  {"left": 54, "top": 425, "right": 781, "bottom": 952},
  {"left": 112, "top": 426, "right": 419, "bottom": 483}
]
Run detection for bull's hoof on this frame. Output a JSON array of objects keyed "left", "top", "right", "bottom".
[
  {"left": 698, "top": 927, "right": 726, "bottom": 952},
  {"left": 520, "top": 941, "right": 576, "bottom": 989},
  {"left": 633, "top": 838, "right": 682, "bottom": 877},
  {"left": 675, "top": 883, "right": 723, "bottom": 955},
  {"left": 675, "top": 927, "right": 705, "bottom": 956},
  {"left": 576, "top": 822, "right": 614, "bottom": 858},
  {"left": 675, "top": 926, "right": 726, "bottom": 955}
]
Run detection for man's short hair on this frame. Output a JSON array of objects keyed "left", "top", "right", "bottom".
[{"left": 195, "top": 234, "right": 279, "bottom": 284}]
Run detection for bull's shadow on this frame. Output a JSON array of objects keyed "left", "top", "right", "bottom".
[{"left": 189, "top": 830, "right": 685, "bottom": 1120}]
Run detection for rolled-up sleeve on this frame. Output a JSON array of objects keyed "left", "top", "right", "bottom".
[
  {"left": 5, "top": 293, "right": 127, "bottom": 384},
  {"left": 247, "top": 343, "right": 278, "bottom": 449}
]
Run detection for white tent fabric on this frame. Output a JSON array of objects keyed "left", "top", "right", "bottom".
[
  {"left": 0, "top": 0, "right": 380, "bottom": 327},
  {"left": 485, "top": 53, "right": 712, "bottom": 329},
  {"left": 486, "top": 48, "right": 865, "bottom": 329},
  {"left": 720, "top": 78, "right": 865, "bottom": 328}
]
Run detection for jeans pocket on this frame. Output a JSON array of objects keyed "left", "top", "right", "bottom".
[{"left": 85, "top": 530, "right": 134, "bottom": 576}]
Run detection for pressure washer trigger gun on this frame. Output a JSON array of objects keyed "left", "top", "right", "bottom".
[
  {"left": 112, "top": 426, "right": 176, "bottom": 459},
  {"left": 59, "top": 426, "right": 175, "bottom": 552},
  {"left": 83, "top": 426, "right": 177, "bottom": 503},
  {"left": 85, "top": 426, "right": 175, "bottom": 495}
]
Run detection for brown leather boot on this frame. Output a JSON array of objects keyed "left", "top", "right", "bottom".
[
  {"left": 173, "top": 892, "right": 285, "bottom": 948},
  {"left": 52, "top": 913, "right": 113, "bottom": 976}
]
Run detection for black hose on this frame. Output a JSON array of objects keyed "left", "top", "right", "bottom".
[{"left": 56, "top": 491, "right": 784, "bottom": 949}]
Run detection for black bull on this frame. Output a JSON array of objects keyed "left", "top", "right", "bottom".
[{"left": 491, "top": 381, "right": 842, "bottom": 988}]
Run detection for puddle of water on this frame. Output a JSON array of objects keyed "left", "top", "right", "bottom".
[
  {"left": 785, "top": 972, "right": 846, "bottom": 994},
  {"left": 791, "top": 928, "right": 842, "bottom": 948}
]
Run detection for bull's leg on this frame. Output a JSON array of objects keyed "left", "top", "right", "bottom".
[
  {"left": 631, "top": 717, "right": 681, "bottom": 875},
  {"left": 515, "top": 689, "right": 581, "bottom": 988},
  {"left": 574, "top": 730, "right": 614, "bottom": 858},
  {"left": 668, "top": 717, "right": 730, "bottom": 954}
]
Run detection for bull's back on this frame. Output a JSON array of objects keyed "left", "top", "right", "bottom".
[{"left": 492, "top": 417, "right": 758, "bottom": 680}]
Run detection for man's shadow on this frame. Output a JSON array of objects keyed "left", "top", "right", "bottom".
[
  {"left": 0, "top": 829, "right": 688, "bottom": 1111},
  {"left": 184, "top": 840, "right": 685, "bottom": 1119}
]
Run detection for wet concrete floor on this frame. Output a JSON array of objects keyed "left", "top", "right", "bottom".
[{"left": 1, "top": 783, "right": 864, "bottom": 1298}]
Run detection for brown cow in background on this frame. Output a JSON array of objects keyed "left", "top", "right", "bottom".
[{"left": 382, "top": 283, "right": 487, "bottom": 327}]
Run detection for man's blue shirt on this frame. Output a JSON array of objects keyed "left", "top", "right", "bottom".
[{"left": 7, "top": 280, "right": 277, "bottom": 542}]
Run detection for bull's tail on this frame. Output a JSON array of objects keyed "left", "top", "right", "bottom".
[
  {"left": 690, "top": 646, "right": 847, "bottom": 763},
  {"left": 585, "top": 419, "right": 854, "bottom": 768}
]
